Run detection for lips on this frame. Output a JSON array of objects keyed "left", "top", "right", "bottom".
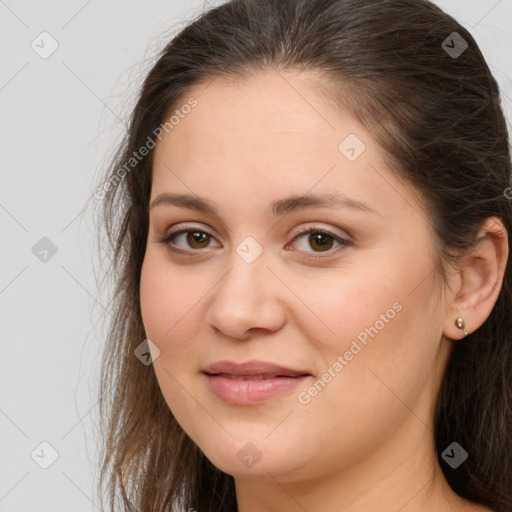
[
  {"left": 203, "top": 360, "right": 309, "bottom": 378},
  {"left": 202, "top": 360, "right": 311, "bottom": 404},
  {"left": 211, "top": 374, "right": 289, "bottom": 380}
]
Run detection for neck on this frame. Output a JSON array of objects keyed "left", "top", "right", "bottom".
[{"left": 234, "top": 413, "right": 488, "bottom": 512}]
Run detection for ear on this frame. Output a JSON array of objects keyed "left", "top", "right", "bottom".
[{"left": 444, "top": 217, "right": 509, "bottom": 340}]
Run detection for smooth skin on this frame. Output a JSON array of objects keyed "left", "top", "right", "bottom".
[{"left": 139, "top": 69, "right": 508, "bottom": 512}]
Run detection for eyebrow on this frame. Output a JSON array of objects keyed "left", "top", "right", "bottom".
[{"left": 149, "top": 191, "right": 379, "bottom": 217}]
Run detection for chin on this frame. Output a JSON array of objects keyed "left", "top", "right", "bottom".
[{"left": 195, "top": 433, "right": 312, "bottom": 481}]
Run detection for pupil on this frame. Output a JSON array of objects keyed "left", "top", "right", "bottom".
[
  {"left": 310, "top": 233, "right": 332, "bottom": 252},
  {"left": 188, "top": 231, "right": 208, "bottom": 247}
]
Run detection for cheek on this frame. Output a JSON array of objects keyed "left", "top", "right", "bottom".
[
  {"left": 314, "top": 248, "right": 438, "bottom": 358},
  {"left": 297, "top": 266, "right": 403, "bottom": 357},
  {"left": 295, "top": 261, "right": 440, "bottom": 415},
  {"left": 139, "top": 254, "right": 205, "bottom": 437},
  {"left": 139, "top": 252, "right": 201, "bottom": 345},
  {"left": 139, "top": 252, "right": 214, "bottom": 405}
]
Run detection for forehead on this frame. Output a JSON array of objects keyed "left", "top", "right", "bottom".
[
  {"left": 150, "top": 69, "right": 425, "bottom": 224},
  {"left": 154, "top": 70, "right": 361, "bottom": 178},
  {"left": 166, "top": 70, "right": 338, "bottom": 151}
]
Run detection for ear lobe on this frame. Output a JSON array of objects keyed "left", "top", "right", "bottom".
[{"left": 443, "top": 217, "right": 509, "bottom": 341}]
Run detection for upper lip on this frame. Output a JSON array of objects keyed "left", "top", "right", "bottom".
[{"left": 203, "top": 360, "right": 310, "bottom": 378}]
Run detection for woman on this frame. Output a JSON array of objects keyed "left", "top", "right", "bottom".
[{"left": 95, "top": 0, "right": 512, "bottom": 510}]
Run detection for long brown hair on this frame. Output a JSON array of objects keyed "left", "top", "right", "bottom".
[{"left": 95, "top": 0, "right": 512, "bottom": 510}]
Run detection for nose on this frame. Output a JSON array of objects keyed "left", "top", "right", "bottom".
[{"left": 205, "top": 248, "right": 287, "bottom": 340}]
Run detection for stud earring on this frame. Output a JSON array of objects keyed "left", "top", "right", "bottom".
[{"left": 455, "top": 316, "right": 469, "bottom": 337}]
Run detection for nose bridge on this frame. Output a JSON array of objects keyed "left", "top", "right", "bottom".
[
  {"left": 206, "top": 237, "right": 286, "bottom": 338},
  {"left": 223, "top": 234, "right": 269, "bottom": 294}
]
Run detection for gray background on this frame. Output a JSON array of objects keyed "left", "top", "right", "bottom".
[{"left": 1, "top": 0, "right": 511, "bottom": 510}]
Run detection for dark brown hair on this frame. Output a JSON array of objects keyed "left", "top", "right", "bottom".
[{"left": 95, "top": 0, "right": 512, "bottom": 510}]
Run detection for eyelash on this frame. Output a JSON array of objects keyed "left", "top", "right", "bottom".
[{"left": 156, "top": 223, "right": 352, "bottom": 259}]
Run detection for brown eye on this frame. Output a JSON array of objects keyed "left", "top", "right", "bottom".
[
  {"left": 160, "top": 228, "right": 221, "bottom": 252},
  {"left": 185, "top": 231, "right": 211, "bottom": 249},
  {"left": 306, "top": 232, "right": 335, "bottom": 252},
  {"left": 290, "top": 227, "right": 351, "bottom": 258}
]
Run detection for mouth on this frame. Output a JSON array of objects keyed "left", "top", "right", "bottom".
[
  {"left": 209, "top": 373, "right": 301, "bottom": 380},
  {"left": 202, "top": 360, "right": 312, "bottom": 405}
]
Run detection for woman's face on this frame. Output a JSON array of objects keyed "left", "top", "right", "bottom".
[{"left": 140, "top": 69, "right": 453, "bottom": 482}]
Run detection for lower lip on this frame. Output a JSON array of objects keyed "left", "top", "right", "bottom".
[{"left": 204, "top": 374, "right": 310, "bottom": 405}]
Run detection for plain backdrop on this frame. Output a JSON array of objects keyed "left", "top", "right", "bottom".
[{"left": 1, "top": 0, "right": 511, "bottom": 510}]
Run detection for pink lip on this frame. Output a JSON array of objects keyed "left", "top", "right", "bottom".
[{"left": 202, "top": 360, "right": 311, "bottom": 405}]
